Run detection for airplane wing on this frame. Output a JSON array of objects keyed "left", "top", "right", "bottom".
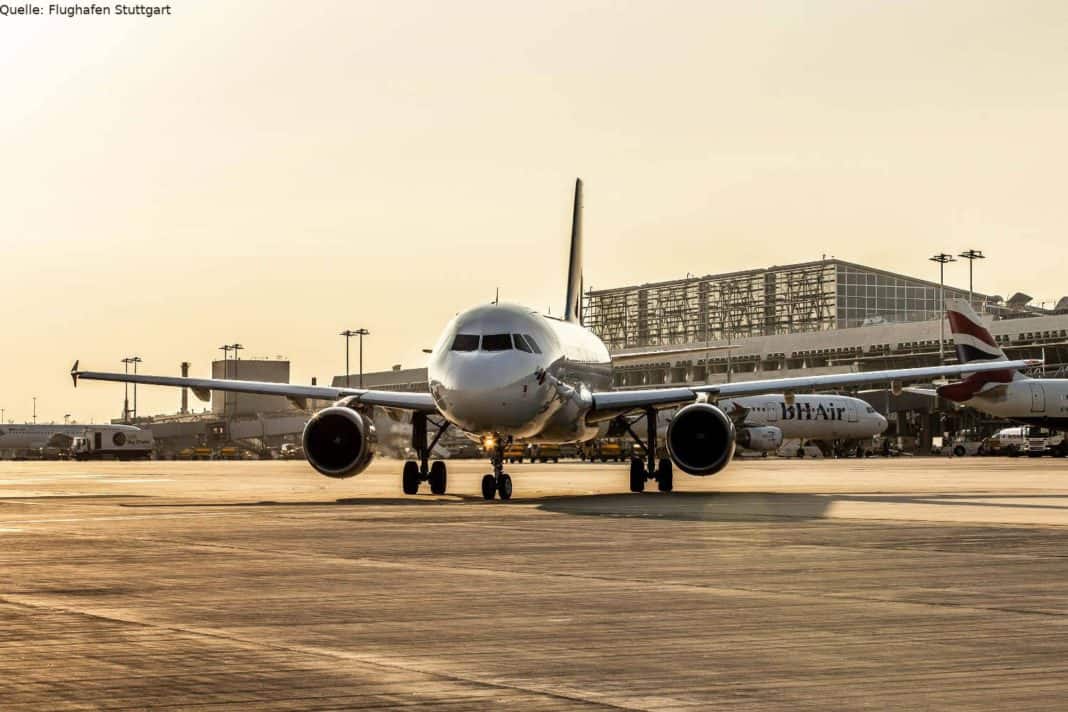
[
  {"left": 589, "top": 359, "right": 1040, "bottom": 419},
  {"left": 70, "top": 362, "right": 439, "bottom": 413}
]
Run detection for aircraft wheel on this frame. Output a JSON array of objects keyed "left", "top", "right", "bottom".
[
  {"left": 429, "top": 461, "right": 447, "bottom": 495},
  {"left": 481, "top": 474, "right": 497, "bottom": 500},
  {"left": 629, "top": 457, "right": 645, "bottom": 493},
  {"left": 402, "top": 461, "right": 420, "bottom": 495},
  {"left": 953, "top": 445, "right": 966, "bottom": 457},
  {"left": 497, "top": 473, "right": 513, "bottom": 500},
  {"left": 656, "top": 458, "right": 673, "bottom": 492}
]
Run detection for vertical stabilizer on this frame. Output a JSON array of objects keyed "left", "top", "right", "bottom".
[
  {"left": 937, "top": 298, "right": 1027, "bottom": 402},
  {"left": 564, "top": 178, "right": 583, "bottom": 323}
]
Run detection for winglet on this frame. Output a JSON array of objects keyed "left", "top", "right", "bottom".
[{"left": 71, "top": 360, "right": 79, "bottom": 387}]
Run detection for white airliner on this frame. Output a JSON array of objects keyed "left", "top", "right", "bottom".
[
  {"left": 71, "top": 180, "right": 1038, "bottom": 499},
  {"left": 907, "top": 298, "right": 1068, "bottom": 428},
  {"left": 718, "top": 394, "right": 887, "bottom": 451}
]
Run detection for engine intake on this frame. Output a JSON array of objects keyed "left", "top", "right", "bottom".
[
  {"left": 737, "top": 425, "right": 784, "bottom": 452},
  {"left": 666, "top": 403, "right": 736, "bottom": 476},
  {"left": 302, "top": 406, "right": 376, "bottom": 478}
]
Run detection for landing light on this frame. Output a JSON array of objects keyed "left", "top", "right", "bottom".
[{"left": 482, "top": 435, "right": 496, "bottom": 450}]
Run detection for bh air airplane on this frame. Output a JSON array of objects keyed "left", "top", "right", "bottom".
[
  {"left": 71, "top": 181, "right": 1037, "bottom": 499},
  {"left": 719, "top": 394, "right": 887, "bottom": 452},
  {"left": 906, "top": 298, "right": 1068, "bottom": 428},
  {"left": 650, "top": 394, "right": 886, "bottom": 454}
]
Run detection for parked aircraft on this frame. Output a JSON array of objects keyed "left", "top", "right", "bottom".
[
  {"left": 907, "top": 298, "right": 1068, "bottom": 429},
  {"left": 720, "top": 394, "right": 887, "bottom": 451},
  {"left": 71, "top": 181, "right": 1038, "bottom": 499}
]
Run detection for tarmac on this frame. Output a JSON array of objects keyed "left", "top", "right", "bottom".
[{"left": 1, "top": 457, "right": 1068, "bottom": 710}]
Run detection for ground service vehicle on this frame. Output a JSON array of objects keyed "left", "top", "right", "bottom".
[{"left": 504, "top": 443, "right": 526, "bottom": 463}]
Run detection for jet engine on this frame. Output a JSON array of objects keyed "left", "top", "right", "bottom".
[
  {"left": 666, "top": 403, "right": 736, "bottom": 476},
  {"left": 737, "top": 425, "right": 784, "bottom": 452},
  {"left": 301, "top": 406, "right": 376, "bottom": 478}
]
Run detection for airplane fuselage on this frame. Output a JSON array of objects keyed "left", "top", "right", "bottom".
[
  {"left": 959, "top": 379, "right": 1068, "bottom": 429},
  {"left": 427, "top": 303, "right": 611, "bottom": 442},
  {"left": 721, "top": 394, "right": 888, "bottom": 440}
]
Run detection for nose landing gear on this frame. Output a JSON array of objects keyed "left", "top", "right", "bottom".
[
  {"left": 481, "top": 436, "right": 513, "bottom": 500},
  {"left": 622, "top": 407, "right": 673, "bottom": 493},
  {"left": 402, "top": 413, "right": 451, "bottom": 495}
]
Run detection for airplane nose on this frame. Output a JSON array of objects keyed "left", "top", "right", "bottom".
[
  {"left": 433, "top": 354, "right": 549, "bottom": 435},
  {"left": 876, "top": 413, "right": 888, "bottom": 433}
]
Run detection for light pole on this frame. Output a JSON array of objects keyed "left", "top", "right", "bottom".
[
  {"left": 958, "top": 249, "right": 985, "bottom": 306},
  {"left": 219, "top": 345, "right": 234, "bottom": 417},
  {"left": 121, "top": 357, "right": 135, "bottom": 422},
  {"left": 340, "top": 329, "right": 370, "bottom": 387},
  {"left": 130, "top": 356, "right": 142, "bottom": 420},
  {"left": 929, "top": 253, "right": 956, "bottom": 361},
  {"left": 32, "top": 397, "right": 36, "bottom": 424},
  {"left": 230, "top": 344, "right": 244, "bottom": 414}
]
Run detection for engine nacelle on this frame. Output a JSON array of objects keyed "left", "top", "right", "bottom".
[
  {"left": 666, "top": 403, "right": 736, "bottom": 476},
  {"left": 301, "top": 406, "right": 376, "bottom": 478},
  {"left": 737, "top": 425, "right": 784, "bottom": 452}
]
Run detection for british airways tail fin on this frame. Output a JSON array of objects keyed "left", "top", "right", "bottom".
[
  {"left": 938, "top": 298, "right": 1027, "bottom": 402},
  {"left": 946, "top": 298, "right": 1008, "bottom": 364},
  {"left": 563, "top": 178, "right": 583, "bottom": 324}
]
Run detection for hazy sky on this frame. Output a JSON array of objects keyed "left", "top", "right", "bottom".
[{"left": 2, "top": 1, "right": 1067, "bottom": 423}]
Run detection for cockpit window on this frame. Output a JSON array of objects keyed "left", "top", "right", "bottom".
[
  {"left": 522, "top": 334, "right": 542, "bottom": 353},
  {"left": 866, "top": 407, "right": 874, "bottom": 413},
  {"left": 451, "top": 334, "right": 480, "bottom": 351},
  {"left": 513, "top": 334, "right": 533, "bottom": 353},
  {"left": 481, "top": 333, "right": 513, "bottom": 351}
]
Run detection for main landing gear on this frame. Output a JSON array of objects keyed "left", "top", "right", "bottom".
[
  {"left": 621, "top": 407, "right": 673, "bottom": 493},
  {"left": 481, "top": 437, "right": 512, "bottom": 501},
  {"left": 402, "top": 413, "right": 451, "bottom": 495}
]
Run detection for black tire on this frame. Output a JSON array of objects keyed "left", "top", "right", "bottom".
[
  {"left": 481, "top": 474, "right": 497, "bottom": 500},
  {"left": 953, "top": 445, "right": 967, "bottom": 457},
  {"left": 498, "top": 473, "right": 513, "bottom": 500},
  {"left": 629, "top": 457, "right": 645, "bottom": 493},
  {"left": 553, "top": 457, "right": 559, "bottom": 463},
  {"left": 429, "top": 461, "right": 447, "bottom": 495},
  {"left": 402, "top": 461, "right": 420, "bottom": 495},
  {"left": 656, "top": 458, "right": 673, "bottom": 493}
]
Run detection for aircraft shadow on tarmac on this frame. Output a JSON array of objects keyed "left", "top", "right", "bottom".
[{"left": 119, "top": 492, "right": 1068, "bottom": 521}]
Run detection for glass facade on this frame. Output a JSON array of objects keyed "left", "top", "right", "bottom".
[{"left": 835, "top": 264, "right": 977, "bottom": 328}]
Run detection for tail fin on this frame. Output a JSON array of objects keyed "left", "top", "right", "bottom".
[
  {"left": 563, "top": 178, "right": 583, "bottom": 324},
  {"left": 945, "top": 298, "right": 1008, "bottom": 364},
  {"left": 938, "top": 298, "right": 1025, "bottom": 402}
]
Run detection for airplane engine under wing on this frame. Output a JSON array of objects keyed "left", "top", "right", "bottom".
[
  {"left": 666, "top": 403, "right": 736, "bottom": 476},
  {"left": 737, "top": 425, "right": 784, "bottom": 452},
  {"left": 302, "top": 407, "right": 377, "bottom": 479}
]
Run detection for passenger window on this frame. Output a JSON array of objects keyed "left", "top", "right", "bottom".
[
  {"left": 451, "top": 334, "right": 480, "bottom": 351},
  {"left": 482, "top": 334, "right": 513, "bottom": 351},
  {"left": 513, "top": 334, "right": 533, "bottom": 353},
  {"left": 523, "top": 334, "right": 542, "bottom": 353}
]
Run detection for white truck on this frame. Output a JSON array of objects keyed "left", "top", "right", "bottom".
[
  {"left": 980, "top": 426, "right": 1065, "bottom": 457},
  {"left": 70, "top": 427, "right": 154, "bottom": 460}
]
